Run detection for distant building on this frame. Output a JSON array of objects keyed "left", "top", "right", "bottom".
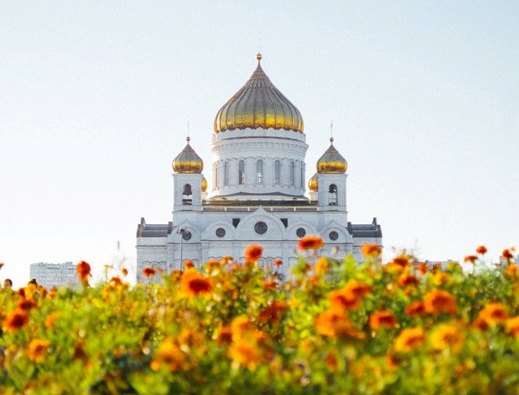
[{"left": 29, "top": 262, "right": 79, "bottom": 289}]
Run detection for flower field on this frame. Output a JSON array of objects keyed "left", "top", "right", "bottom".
[{"left": 1, "top": 241, "right": 518, "bottom": 394}]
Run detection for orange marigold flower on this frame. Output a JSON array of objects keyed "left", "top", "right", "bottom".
[
  {"left": 430, "top": 324, "right": 463, "bottom": 352},
  {"left": 477, "top": 303, "right": 508, "bottom": 325},
  {"left": 398, "top": 274, "right": 419, "bottom": 287},
  {"left": 392, "top": 255, "right": 411, "bottom": 268},
  {"left": 394, "top": 327, "right": 425, "bottom": 353},
  {"left": 476, "top": 246, "right": 487, "bottom": 255},
  {"left": 228, "top": 339, "right": 263, "bottom": 371},
  {"left": 259, "top": 301, "right": 287, "bottom": 324},
  {"left": 315, "top": 257, "right": 329, "bottom": 275},
  {"left": 315, "top": 307, "right": 365, "bottom": 339},
  {"left": 361, "top": 244, "right": 381, "bottom": 258},
  {"left": 418, "top": 262, "right": 428, "bottom": 276},
  {"left": 17, "top": 298, "right": 37, "bottom": 311},
  {"left": 45, "top": 313, "right": 59, "bottom": 329},
  {"left": 263, "top": 278, "right": 278, "bottom": 290},
  {"left": 424, "top": 289, "right": 457, "bottom": 315},
  {"left": 206, "top": 259, "right": 220, "bottom": 271},
  {"left": 464, "top": 255, "right": 478, "bottom": 264},
  {"left": 505, "top": 316, "right": 519, "bottom": 338},
  {"left": 231, "top": 316, "right": 254, "bottom": 339},
  {"left": 27, "top": 339, "right": 51, "bottom": 363},
  {"left": 183, "top": 260, "right": 195, "bottom": 270},
  {"left": 76, "top": 261, "right": 91, "bottom": 282},
  {"left": 502, "top": 249, "right": 514, "bottom": 261},
  {"left": 150, "top": 338, "right": 186, "bottom": 372},
  {"left": 273, "top": 258, "right": 283, "bottom": 267},
  {"left": 506, "top": 264, "right": 517, "bottom": 277},
  {"left": 324, "top": 352, "right": 339, "bottom": 371},
  {"left": 121, "top": 268, "right": 128, "bottom": 276},
  {"left": 180, "top": 271, "right": 212, "bottom": 296},
  {"left": 369, "top": 310, "right": 398, "bottom": 330},
  {"left": 298, "top": 235, "right": 324, "bottom": 250},
  {"left": 215, "top": 325, "right": 233, "bottom": 345},
  {"left": 330, "top": 280, "right": 372, "bottom": 311},
  {"left": 4, "top": 309, "right": 29, "bottom": 331},
  {"left": 244, "top": 245, "right": 263, "bottom": 262},
  {"left": 405, "top": 300, "right": 426, "bottom": 316},
  {"left": 142, "top": 267, "right": 156, "bottom": 277}
]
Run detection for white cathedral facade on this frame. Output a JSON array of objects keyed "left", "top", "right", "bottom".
[{"left": 136, "top": 54, "right": 382, "bottom": 282}]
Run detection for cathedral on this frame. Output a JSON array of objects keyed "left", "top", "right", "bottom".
[{"left": 136, "top": 54, "right": 382, "bottom": 282}]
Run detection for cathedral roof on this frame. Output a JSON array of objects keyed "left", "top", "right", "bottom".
[
  {"left": 316, "top": 138, "right": 348, "bottom": 174},
  {"left": 214, "top": 54, "right": 304, "bottom": 133},
  {"left": 172, "top": 137, "right": 204, "bottom": 174},
  {"left": 308, "top": 173, "right": 318, "bottom": 192}
]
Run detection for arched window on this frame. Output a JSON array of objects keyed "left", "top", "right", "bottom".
[
  {"left": 182, "top": 184, "right": 192, "bottom": 205},
  {"left": 274, "top": 160, "right": 281, "bottom": 184},
  {"left": 290, "top": 161, "right": 295, "bottom": 186},
  {"left": 256, "top": 159, "right": 263, "bottom": 184},
  {"left": 328, "top": 184, "right": 337, "bottom": 206},
  {"left": 224, "top": 161, "right": 229, "bottom": 186},
  {"left": 239, "top": 160, "right": 245, "bottom": 185},
  {"left": 300, "top": 164, "right": 304, "bottom": 188}
]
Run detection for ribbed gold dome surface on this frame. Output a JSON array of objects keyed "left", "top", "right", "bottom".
[
  {"left": 214, "top": 54, "right": 304, "bottom": 133},
  {"left": 308, "top": 173, "right": 318, "bottom": 192},
  {"left": 201, "top": 176, "right": 208, "bottom": 192},
  {"left": 172, "top": 137, "right": 204, "bottom": 174},
  {"left": 316, "top": 138, "right": 348, "bottom": 174}
]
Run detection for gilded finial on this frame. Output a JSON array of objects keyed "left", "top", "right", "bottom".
[
  {"left": 256, "top": 53, "right": 262, "bottom": 63},
  {"left": 330, "top": 136, "right": 334, "bottom": 143},
  {"left": 186, "top": 136, "right": 191, "bottom": 143}
]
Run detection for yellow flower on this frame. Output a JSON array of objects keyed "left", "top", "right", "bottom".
[
  {"left": 228, "top": 338, "right": 262, "bottom": 370},
  {"left": 27, "top": 339, "right": 51, "bottom": 362},
  {"left": 150, "top": 338, "right": 186, "bottom": 372},
  {"left": 505, "top": 316, "right": 519, "bottom": 338},
  {"left": 430, "top": 324, "right": 463, "bottom": 352},
  {"left": 394, "top": 327, "right": 425, "bottom": 353}
]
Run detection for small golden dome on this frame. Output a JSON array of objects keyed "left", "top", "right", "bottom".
[
  {"left": 201, "top": 176, "right": 208, "bottom": 192},
  {"left": 214, "top": 54, "right": 304, "bottom": 133},
  {"left": 316, "top": 138, "right": 348, "bottom": 174},
  {"left": 172, "top": 137, "right": 204, "bottom": 174},
  {"left": 308, "top": 173, "right": 318, "bottom": 192}
]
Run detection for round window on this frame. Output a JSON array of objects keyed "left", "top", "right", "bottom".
[
  {"left": 216, "top": 228, "right": 226, "bottom": 238},
  {"left": 329, "top": 231, "right": 338, "bottom": 241},
  {"left": 296, "top": 227, "right": 306, "bottom": 238},
  {"left": 182, "top": 230, "right": 192, "bottom": 241},
  {"left": 254, "top": 221, "right": 268, "bottom": 235}
]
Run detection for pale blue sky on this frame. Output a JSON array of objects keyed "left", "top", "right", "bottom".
[{"left": 1, "top": 1, "right": 518, "bottom": 286}]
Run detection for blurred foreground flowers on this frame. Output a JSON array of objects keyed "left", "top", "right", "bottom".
[{"left": 1, "top": 241, "right": 518, "bottom": 394}]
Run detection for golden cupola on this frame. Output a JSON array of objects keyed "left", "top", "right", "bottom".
[
  {"left": 214, "top": 54, "right": 304, "bottom": 133},
  {"left": 201, "top": 176, "right": 208, "bottom": 192},
  {"left": 172, "top": 137, "right": 204, "bottom": 174},
  {"left": 308, "top": 173, "right": 318, "bottom": 192},
  {"left": 316, "top": 137, "right": 348, "bottom": 174}
]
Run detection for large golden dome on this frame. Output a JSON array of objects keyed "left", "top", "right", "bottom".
[
  {"left": 316, "top": 138, "right": 348, "bottom": 174},
  {"left": 172, "top": 137, "right": 204, "bottom": 174},
  {"left": 214, "top": 54, "right": 304, "bottom": 133}
]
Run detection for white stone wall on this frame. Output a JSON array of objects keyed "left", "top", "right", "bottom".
[{"left": 210, "top": 128, "right": 308, "bottom": 199}]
